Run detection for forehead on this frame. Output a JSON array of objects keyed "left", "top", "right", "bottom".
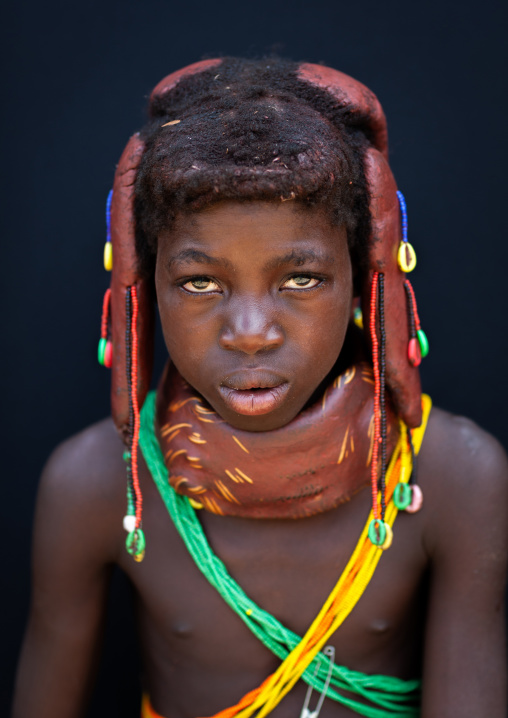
[{"left": 158, "top": 201, "right": 348, "bottom": 262}]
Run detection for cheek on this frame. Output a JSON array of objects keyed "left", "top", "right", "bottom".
[
  {"left": 155, "top": 270, "right": 187, "bottom": 356},
  {"left": 298, "top": 273, "right": 353, "bottom": 370},
  {"left": 283, "top": 295, "right": 352, "bottom": 386},
  {"left": 155, "top": 284, "right": 217, "bottom": 374},
  {"left": 307, "top": 296, "right": 351, "bottom": 357}
]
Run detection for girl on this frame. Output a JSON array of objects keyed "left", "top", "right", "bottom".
[{"left": 13, "top": 57, "right": 508, "bottom": 718}]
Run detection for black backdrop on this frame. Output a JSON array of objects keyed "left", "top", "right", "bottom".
[{"left": 3, "top": 1, "right": 507, "bottom": 715}]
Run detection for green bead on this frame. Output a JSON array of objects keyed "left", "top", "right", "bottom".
[
  {"left": 417, "top": 329, "right": 429, "bottom": 358},
  {"left": 97, "top": 337, "right": 107, "bottom": 365},
  {"left": 126, "top": 528, "right": 146, "bottom": 561},
  {"left": 126, "top": 484, "right": 135, "bottom": 509},
  {"left": 123, "top": 450, "right": 131, "bottom": 463},
  {"left": 393, "top": 482, "right": 412, "bottom": 510},
  {"left": 368, "top": 519, "right": 387, "bottom": 546}
]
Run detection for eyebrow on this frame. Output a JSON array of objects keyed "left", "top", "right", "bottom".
[
  {"left": 166, "top": 249, "right": 234, "bottom": 270},
  {"left": 167, "top": 247, "right": 334, "bottom": 272},
  {"left": 265, "top": 249, "right": 334, "bottom": 270}
]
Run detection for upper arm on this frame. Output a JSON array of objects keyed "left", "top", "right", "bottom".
[
  {"left": 13, "top": 419, "right": 126, "bottom": 718},
  {"left": 420, "top": 411, "right": 508, "bottom": 717}
]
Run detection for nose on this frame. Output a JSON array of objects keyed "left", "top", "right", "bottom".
[{"left": 218, "top": 298, "right": 284, "bottom": 355}]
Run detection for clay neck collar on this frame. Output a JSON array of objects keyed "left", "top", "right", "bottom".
[{"left": 156, "top": 350, "right": 399, "bottom": 519}]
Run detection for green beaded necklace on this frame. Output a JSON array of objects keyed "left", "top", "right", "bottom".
[{"left": 139, "top": 391, "right": 421, "bottom": 717}]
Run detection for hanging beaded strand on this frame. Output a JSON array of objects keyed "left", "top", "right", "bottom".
[
  {"left": 404, "top": 280, "right": 421, "bottom": 367},
  {"left": 404, "top": 278, "right": 429, "bottom": 363},
  {"left": 123, "top": 288, "right": 136, "bottom": 530},
  {"left": 124, "top": 285, "right": 146, "bottom": 561},
  {"left": 98, "top": 190, "right": 114, "bottom": 368},
  {"left": 396, "top": 191, "right": 417, "bottom": 273},
  {"left": 369, "top": 272, "right": 381, "bottom": 521},
  {"left": 97, "top": 288, "right": 112, "bottom": 368},
  {"left": 367, "top": 272, "right": 392, "bottom": 549},
  {"left": 103, "top": 189, "right": 113, "bottom": 271},
  {"left": 396, "top": 190, "right": 429, "bottom": 365},
  {"left": 130, "top": 287, "right": 143, "bottom": 530},
  {"left": 390, "top": 192, "right": 426, "bottom": 514},
  {"left": 378, "top": 273, "right": 387, "bottom": 524}
]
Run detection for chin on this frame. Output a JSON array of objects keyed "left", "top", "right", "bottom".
[
  {"left": 218, "top": 409, "right": 299, "bottom": 433},
  {"left": 213, "top": 390, "right": 308, "bottom": 433}
]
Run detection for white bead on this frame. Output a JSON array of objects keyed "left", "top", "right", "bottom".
[{"left": 123, "top": 515, "right": 137, "bottom": 532}]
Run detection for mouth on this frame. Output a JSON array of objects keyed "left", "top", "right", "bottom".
[{"left": 219, "top": 373, "right": 290, "bottom": 416}]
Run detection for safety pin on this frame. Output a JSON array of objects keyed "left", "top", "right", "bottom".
[{"left": 300, "top": 645, "right": 335, "bottom": 718}]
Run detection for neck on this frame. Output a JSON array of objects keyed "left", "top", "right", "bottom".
[{"left": 155, "top": 338, "right": 399, "bottom": 519}]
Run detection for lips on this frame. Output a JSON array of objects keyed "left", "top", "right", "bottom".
[{"left": 219, "top": 371, "right": 289, "bottom": 416}]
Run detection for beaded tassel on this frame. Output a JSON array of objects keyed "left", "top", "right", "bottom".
[
  {"left": 404, "top": 279, "right": 429, "bottom": 366},
  {"left": 368, "top": 272, "right": 391, "bottom": 549},
  {"left": 98, "top": 192, "right": 114, "bottom": 367},
  {"left": 124, "top": 285, "right": 145, "bottom": 561},
  {"left": 378, "top": 274, "right": 387, "bottom": 522},
  {"left": 103, "top": 189, "right": 113, "bottom": 271},
  {"left": 97, "top": 288, "right": 112, "bottom": 368},
  {"left": 369, "top": 272, "right": 381, "bottom": 520},
  {"left": 396, "top": 191, "right": 417, "bottom": 273}
]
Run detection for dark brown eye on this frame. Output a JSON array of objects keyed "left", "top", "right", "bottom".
[
  {"left": 182, "top": 277, "right": 221, "bottom": 293},
  {"left": 282, "top": 276, "right": 320, "bottom": 289}
]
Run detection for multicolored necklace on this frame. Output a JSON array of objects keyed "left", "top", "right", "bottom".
[{"left": 140, "top": 390, "right": 431, "bottom": 718}]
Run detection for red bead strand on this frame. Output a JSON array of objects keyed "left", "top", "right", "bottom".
[
  {"left": 369, "top": 272, "right": 381, "bottom": 521},
  {"left": 100, "top": 288, "right": 111, "bottom": 339},
  {"left": 404, "top": 279, "right": 421, "bottom": 332},
  {"left": 130, "top": 286, "right": 143, "bottom": 528}
]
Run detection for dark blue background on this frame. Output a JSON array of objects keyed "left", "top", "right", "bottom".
[{"left": 3, "top": 1, "right": 507, "bottom": 715}]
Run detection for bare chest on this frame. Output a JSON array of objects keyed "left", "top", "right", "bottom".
[{"left": 120, "top": 465, "right": 428, "bottom": 717}]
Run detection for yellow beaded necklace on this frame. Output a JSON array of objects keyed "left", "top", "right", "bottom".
[{"left": 201, "top": 395, "right": 431, "bottom": 718}]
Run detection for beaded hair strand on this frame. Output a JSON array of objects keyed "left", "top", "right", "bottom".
[
  {"left": 369, "top": 271, "right": 381, "bottom": 523},
  {"left": 378, "top": 273, "right": 387, "bottom": 524},
  {"left": 98, "top": 288, "right": 112, "bottom": 368},
  {"left": 367, "top": 271, "right": 393, "bottom": 548},
  {"left": 124, "top": 285, "right": 145, "bottom": 561}
]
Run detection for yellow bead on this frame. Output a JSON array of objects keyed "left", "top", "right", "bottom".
[
  {"left": 246, "top": 609, "right": 253, "bottom": 616},
  {"left": 381, "top": 523, "right": 393, "bottom": 550},
  {"left": 397, "top": 242, "right": 417, "bottom": 273},
  {"left": 103, "top": 242, "right": 113, "bottom": 271}
]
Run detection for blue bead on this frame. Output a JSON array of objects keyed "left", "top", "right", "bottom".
[
  {"left": 106, "top": 189, "right": 113, "bottom": 242},
  {"left": 396, "top": 190, "right": 408, "bottom": 243}
]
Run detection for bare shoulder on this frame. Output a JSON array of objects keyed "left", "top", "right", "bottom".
[
  {"left": 36, "top": 417, "right": 127, "bottom": 567},
  {"left": 420, "top": 406, "right": 508, "bottom": 498},
  {"left": 13, "top": 420, "right": 128, "bottom": 718},
  {"left": 418, "top": 405, "right": 508, "bottom": 558},
  {"left": 42, "top": 416, "right": 125, "bottom": 494},
  {"left": 417, "top": 411, "right": 508, "bottom": 715}
]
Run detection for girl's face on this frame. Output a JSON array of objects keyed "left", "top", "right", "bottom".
[{"left": 155, "top": 201, "right": 353, "bottom": 432}]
